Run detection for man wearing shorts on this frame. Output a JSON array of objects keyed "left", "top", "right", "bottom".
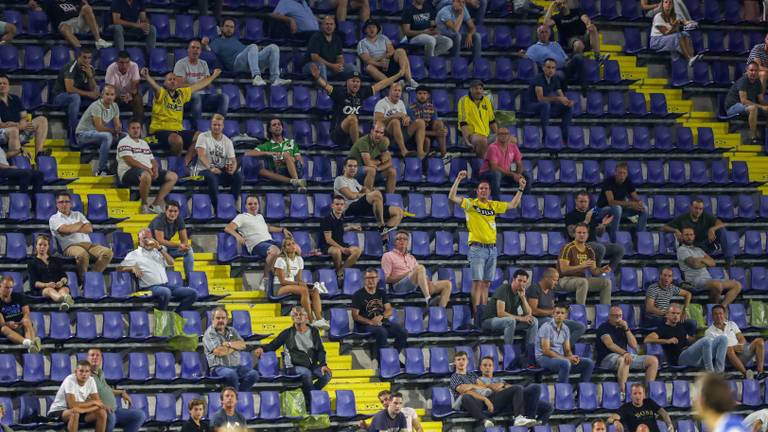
[
  {"left": 381, "top": 230, "right": 452, "bottom": 307},
  {"left": 47, "top": 360, "right": 109, "bottom": 432},
  {"left": 449, "top": 169, "right": 525, "bottom": 316},
  {"left": 348, "top": 121, "right": 396, "bottom": 193},
  {"left": 544, "top": 0, "right": 606, "bottom": 62},
  {"left": 0, "top": 20, "right": 16, "bottom": 44},
  {"left": 30, "top": 0, "right": 111, "bottom": 49},
  {"left": 116, "top": 118, "right": 178, "bottom": 214},
  {"left": 141, "top": 66, "right": 221, "bottom": 166},
  {"left": 722, "top": 61, "right": 768, "bottom": 144},
  {"left": 596, "top": 306, "right": 658, "bottom": 394},
  {"left": 0, "top": 73, "right": 49, "bottom": 158},
  {"left": 706, "top": 304, "right": 766, "bottom": 379},
  {"left": 677, "top": 227, "right": 741, "bottom": 307},
  {"left": 149, "top": 202, "right": 195, "bottom": 281},
  {"left": 319, "top": 195, "right": 362, "bottom": 281},
  {"left": 374, "top": 82, "right": 425, "bottom": 159}
]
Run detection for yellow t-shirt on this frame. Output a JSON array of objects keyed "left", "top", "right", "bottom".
[
  {"left": 457, "top": 95, "right": 496, "bottom": 137},
  {"left": 461, "top": 198, "right": 508, "bottom": 244},
  {"left": 149, "top": 87, "right": 192, "bottom": 134}
]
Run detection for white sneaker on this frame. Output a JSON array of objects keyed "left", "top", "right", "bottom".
[
  {"left": 290, "top": 178, "right": 307, "bottom": 192},
  {"left": 272, "top": 78, "right": 292, "bottom": 86},
  {"left": 95, "top": 39, "right": 113, "bottom": 49},
  {"left": 688, "top": 54, "right": 702, "bottom": 68},
  {"left": 141, "top": 204, "right": 153, "bottom": 214},
  {"left": 258, "top": 278, "right": 267, "bottom": 291},
  {"left": 59, "top": 300, "right": 70, "bottom": 311},
  {"left": 252, "top": 75, "right": 267, "bottom": 86},
  {"left": 514, "top": 416, "right": 538, "bottom": 427},
  {"left": 407, "top": 78, "right": 419, "bottom": 89},
  {"left": 484, "top": 420, "right": 495, "bottom": 429},
  {"left": 747, "top": 370, "right": 756, "bottom": 380},
  {"left": 311, "top": 318, "right": 330, "bottom": 330}
]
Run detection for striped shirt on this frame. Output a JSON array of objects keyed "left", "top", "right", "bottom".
[
  {"left": 747, "top": 44, "right": 768, "bottom": 66},
  {"left": 449, "top": 371, "right": 479, "bottom": 399},
  {"left": 645, "top": 282, "right": 681, "bottom": 313}
]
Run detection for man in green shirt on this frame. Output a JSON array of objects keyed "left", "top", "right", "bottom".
[
  {"left": 660, "top": 197, "right": 733, "bottom": 263},
  {"left": 348, "top": 121, "right": 396, "bottom": 193},
  {"left": 87, "top": 348, "right": 146, "bottom": 432},
  {"left": 245, "top": 117, "right": 307, "bottom": 192}
]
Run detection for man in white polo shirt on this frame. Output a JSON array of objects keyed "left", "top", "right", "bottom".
[
  {"left": 706, "top": 304, "right": 766, "bottom": 380},
  {"left": 117, "top": 228, "right": 197, "bottom": 311},
  {"left": 48, "top": 190, "right": 113, "bottom": 278}
]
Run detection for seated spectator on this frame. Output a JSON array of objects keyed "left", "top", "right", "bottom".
[
  {"left": 87, "top": 348, "right": 146, "bottom": 432},
  {"left": 381, "top": 230, "right": 452, "bottom": 307},
  {"left": 564, "top": 191, "right": 625, "bottom": 271},
  {"left": 596, "top": 306, "right": 659, "bottom": 393},
  {"left": 366, "top": 392, "right": 410, "bottom": 432},
  {"left": 706, "top": 304, "right": 766, "bottom": 379},
  {"left": 30, "top": 0, "right": 112, "bottom": 49},
  {"left": 481, "top": 271, "right": 538, "bottom": 364},
  {"left": 272, "top": 238, "right": 330, "bottom": 330},
  {"left": 558, "top": 223, "right": 612, "bottom": 305},
  {"left": 174, "top": 40, "right": 228, "bottom": 125},
  {"left": 360, "top": 390, "right": 424, "bottom": 432},
  {"left": 649, "top": 0, "right": 701, "bottom": 67},
  {"left": 110, "top": 0, "right": 156, "bottom": 51},
  {"left": 310, "top": 66, "right": 402, "bottom": 147},
  {"left": 203, "top": 18, "right": 291, "bottom": 87},
  {"left": 117, "top": 118, "right": 178, "bottom": 214},
  {"left": 348, "top": 122, "right": 397, "bottom": 193},
  {"left": 192, "top": 114, "right": 242, "bottom": 212},
  {"left": 150, "top": 202, "right": 195, "bottom": 280},
  {"left": 544, "top": 0, "right": 606, "bottom": 62},
  {"left": 47, "top": 361, "right": 108, "bottom": 432},
  {"left": 0, "top": 20, "right": 16, "bottom": 44},
  {"left": 722, "top": 62, "right": 768, "bottom": 144},
  {"left": 478, "top": 357, "right": 553, "bottom": 424},
  {"left": 0, "top": 74, "right": 49, "bottom": 157},
  {"left": 211, "top": 387, "right": 246, "bottom": 432},
  {"left": 608, "top": 383, "right": 674, "bottom": 432},
  {"left": 457, "top": 80, "right": 497, "bottom": 157},
  {"left": 318, "top": 195, "right": 363, "bottom": 280},
  {"left": 645, "top": 304, "right": 728, "bottom": 372},
  {"left": 105, "top": 52, "right": 144, "bottom": 121},
  {"left": 49, "top": 191, "right": 113, "bottom": 278},
  {"left": 744, "top": 409, "right": 768, "bottom": 432},
  {"left": 526, "top": 26, "right": 583, "bottom": 84},
  {"left": 304, "top": 16, "right": 357, "bottom": 80},
  {"left": 661, "top": 197, "right": 733, "bottom": 265},
  {"left": 334, "top": 158, "right": 404, "bottom": 235},
  {"left": 52, "top": 48, "right": 100, "bottom": 140},
  {"left": 535, "top": 302, "right": 594, "bottom": 382},
  {"left": 244, "top": 117, "right": 306, "bottom": 192},
  {"left": 747, "top": 33, "right": 768, "bottom": 91},
  {"left": 677, "top": 227, "right": 741, "bottom": 307},
  {"left": 641, "top": 0, "right": 691, "bottom": 20},
  {"left": 374, "top": 83, "right": 426, "bottom": 158},
  {"left": 358, "top": 20, "right": 419, "bottom": 88},
  {"left": 351, "top": 268, "right": 408, "bottom": 361},
  {"left": 254, "top": 306, "right": 332, "bottom": 407},
  {"left": 74, "top": 85, "right": 122, "bottom": 176},
  {"left": 142, "top": 67, "right": 221, "bottom": 165},
  {"left": 596, "top": 162, "right": 647, "bottom": 242},
  {"left": 478, "top": 127, "right": 530, "bottom": 200},
  {"left": 401, "top": 0, "right": 453, "bottom": 58},
  {"left": 203, "top": 307, "right": 260, "bottom": 391},
  {"left": 118, "top": 228, "right": 197, "bottom": 310},
  {"left": 270, "top": 0, "right": 320, "bottom": 38},
  {"left": 0, "top": 275, "right": 41, "bottom": 353},
  {"left": 643, "top": 267, "right": 697, "bottom": 333},
  {"left": 526, "top": 58, "right": 573, "bottom": 145},
  {"left": 409, "top": 86, "right": 448, "bottom": 159},
  {"left": 0, "top": 140, "right": 44, "bottom": 199},
  {"left": 436, "top": 0, "right": 481, "bottom": 64},
  {"left": 224, "top": 195, "right": 299, "bottom": 291},
  {"left": 435, "top": 0, "right": 488, "bottom": 24},
  {"left": 181, "top": 399, "right": 209, "bottom": 432},
  {"left": 449, "top": 351, "right": 536, "bottom": 429},
  {"left": 527, "top": 267, "right": 586, "bottom": 345},
  {"left": 28, "top": 234, "right": 74, "bottom": 310}
]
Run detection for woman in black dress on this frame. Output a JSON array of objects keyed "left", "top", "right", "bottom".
[{"left": 28, "top": 235, "right": 74, "bottom": 310}]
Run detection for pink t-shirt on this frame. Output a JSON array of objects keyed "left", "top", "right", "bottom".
[
  {"left": 105, "top": 61, "right": 140, "bottom": 95},
  {"left": 381, "top": 249, "right": 418, "bottom": 281},
  {"left": 479, "top": 141, "right": 523, "bottom": 174}
]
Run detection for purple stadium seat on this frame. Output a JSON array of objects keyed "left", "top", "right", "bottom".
[
  {"left": 555, "top": 383, "right": 575, "bottom": 410},
  {"left": 404, "top": 348, "right": 426, "bottom": 376},
  {"left": 672, "top": 380, "right": 691, "bottom": 407}
]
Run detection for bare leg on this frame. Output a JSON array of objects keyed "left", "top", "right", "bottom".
[
  {"left": 31, "top": 117, "right": 49, "bottom": 154},
  {"left": 588, "top": 28, "right": 601, "bottom": 56},
  {"left": 384, "top": 166, "right": 396, "bottom": 194},
  {"left": 328, "top": 246, "right": 343, "bottom": 275},
  {"left": 259, "top": 168, "right": 293, "bottom": 184},
  {"left": 748, "top": 105, "right": 759, "bottom": 138},
  {"left": 277, "top": 284, "right": 312, "bottom": 316},
  {"left": 283, "top": 153, "right": 299, "bottom": 179},
  {"left": 617, "top": 359, "right": 630, "bottom": 391},
  {"left": 393, "top": 49, "right": 413, "bottom": 82},
  {"left": 726, "top": 347, "right": 748, "bottom": 376},
  {"left": 0, "top": 23, "right": 16, "bottom": 43},
  {"left": 367, "top": 191, "right": 385, "bottom": 226},
  {"left": 365, "top": 64, "right": 387, "bottom": 82},
  {"left": 471, "top": 281, "right": 483, "bottom": 316},
  {"left": 309, "top": 288, "right": 323, "bottom": 321},
  {"left": 153, "top": 171, "right": 178, "bottom": 206},
  {"left": 59, "top": 24, "right": 82, "bottom": 48},
  {"left": 386, "top": 118, "right": 408, "bottom": 155},
  {"left": 363, "top": 166, "right": 376, "bottom": 191},
  {"left": 344, "top": 246, "right": 361, "bottom": 269},
  {"left": 410, "top": 264, "right": 432, "bottom": 301},
  {"left": 0, "top": 326, "right": 25, "bottom": 345},
  {"left": 3, "top": 127, "right": 21, "bottom": 158},
  {"left": 644, "top": 355, "right": 659, "bottom": 383},
  {"left": 433, "top": 120, "right": 447, "bottom": 156},
  {"left": 720, "top": 281, "right": 742, "bottom": 307},
  {"left": 753, "top": 338, "right": 765, "bottom": 373},
  {"left": 341, "top": 115, "right": 360, "bottom": 142},
  {"left": 138, "top": 171, "right": 152, "bottom": 204},
  {"left": 352, "top": 0, "right": 370, "bottom": 22},
  {"left": 431, "top": 280, "right": 452, "bottom": 307},
  {"left": 679, "top": 36, "right": 694, "bottom": 59},
  {"left": 264, "top": 246, "right": 280, "bottom": 286},
  {"left": 80, "top": 5, "right": 103, "bottom": 41},
  {"left": 385, "top": 206, "right": 404, "bottom": 228},
  {"left": 408, "top": 119, "right": 427, "bottom": 159},
  {"left": 42, "top": 287, "right": 66, "bottom": 303},
  {"left": 335, "top": 0, "right": 348, "bottom": 22},
  {"left": 470, "top": 134, "right": 489, "bottom": 158}
]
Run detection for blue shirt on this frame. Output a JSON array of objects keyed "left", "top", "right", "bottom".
[
  {"left": 526, "top": 41, "right": 568, "bottom": 68},
  {"left": 209, "top": 37, "right": 246, "bottom": 71},
  {"left": 273, "top": 0, "right": 319, "bottom": 32},
  {"left": 528, "top": 72, "right": 565, "bottom": 103},
  {"left": 716, "top": 415, "right": 748, "bottom": 432},
  {"left": 436, "top": 5, "right": 472, "bottom": 36},
  {"left": 536, "top": 320, "right": 570, "bottom": 358},
  {"left": 111, "top": 0, "right": 145, "bottom": 23}
]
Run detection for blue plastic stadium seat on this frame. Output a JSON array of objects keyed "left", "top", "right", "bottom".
[
  {"left": 431, "top": 387, "right": 454, "bottom": 418},
  {"left": 128, "top": 353, "right": 150, "bottom": 382},
  {"left": 555, "top": 383, "right": 575, "bottom": 410},
  {"left": 50, "top": 353, "right": 72, "bottom": 382},
  {"left": 129, "top": 311, "right": 151, "bottom": 340},
  {"left": 259, "top": 391, "right": 281, "bottom": 420},
  {"left": 672, "top": 380, "right": 691, "bottom": 407}
]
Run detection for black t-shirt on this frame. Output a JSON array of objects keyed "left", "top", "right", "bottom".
[
  {"left": 0, "top": 95, "right": 24, "bottom": 123},
  {"left": 618, "top": 400, "right": 662, "bottom": 432},
  {"left": 597, "top": 176, "right": 636, "bottom": 208},
  {"left": 41, "top": 0, "right": 80, "bottom": 27},
  {"left": 666, "top": 212, "right": 718, "bottom": 245},
  {"left": 319, "top": 212, "right": 347, "bottom": 250},
  {"left": 0, "top": 293, "right": 27, "bottom": 323},
  {"left": 306, "top": 31, "right": 344, "bottom": 64},
  {"left": 54, "top": 60, "right": 91, "bottom": 95},
  {"left": 180, "top": 419, "right": 210, "bottom": 432},
  {"left": 595, "top": 322, "right": 629, "bottom": 365},
  {"left": 351, "top": 288, "right": 388, "bottom": 321},
  {"left": 655, "top": 323, "right": 691, "bottom": 366},
  {"left": 149, "top": 215, "right": 186, "bottom": 242},
  {"left": 564, "top": 208, "right": 599, "bottom": 242},
  {"left": 725, "top": 75, "right": 764, "bottom": 108},
  {"left": 527, "top": 73, "right": 564, "bottom": 103},
  {"left": 330, "top": 85, "right": 374, "bottom": 131},
  {"left": 28, "top": 256, "right": 67, "bottom": 296},
  {"left": 553, "top": 8, "right": 587, "bottom": 45},
  {"left": 402, "top": 3, "right": 436, "bottom": 31}
]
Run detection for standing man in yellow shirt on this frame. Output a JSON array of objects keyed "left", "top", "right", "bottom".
[
  {"left": 449, "top": 169, "right": 525, "bottom": 316},
  {"left": 458, "top": 79, "right": 497, "bottom": 158}
]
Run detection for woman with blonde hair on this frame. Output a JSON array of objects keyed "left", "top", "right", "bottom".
[
  {"left": 27, "top": 234, "right": 74, "bottom": 310},
  {"left": 273, "top": 238, "right": 330, "bottom": 330}
]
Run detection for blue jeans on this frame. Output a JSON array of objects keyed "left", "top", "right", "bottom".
[
  {"left": 598, "top": 205, "right": 647, "bottom": 242},
  {"left": 199, "top": 169, "right": 243, "bottom": 210},
  {"left": 678, "top": 335, "right": 728, "bottom": 372},
  {"left": 537, "top": 317, "right": 586, "bottom": 346},
  {"left": 75, "top": 130, "right": 115, "bottom": 172},
  {"left": 111, "top": 24, "right": 157, "bottom": 51},
  {"left": 302, "top": 62, "right": 356, "bottom": 81},
  {"left": 523, "top": 384, "right": 553, "bottom": 422},
  {"left": 189, "top": 93, "right": 229, "bottom": 125},
  {"left": 480, "top": 170, "right": 532, "bottom": 201},
  {"left": 355, "top": 320, "right": 408, "bottom": 360},
  {"left": 212, "top": 365, "right": 260, "bottom": 391},
  {"left": 447, "top": 31, "right": 482, "bottom": 64},
  {"left": 481, "top": 316, "right": 538, "bottom": 346},
  {"left": 148, "top": 284, "right": 198, "bottom": 311},
  {"left": 53, "top": 92, "right": 82, "bottom": 139},
  {"left": 167, "top": 246, "right": 195, "bottom": 280},
  {"left": 107, "top": 407, "right": 146, "bottom": 432},
  {"left": 295, "top": 365, "right": 331, "bottom": 407},
  {"left": 234, "top": 43, "right": 280, "bottom": 79},
  {"left": 536, "top": 355, "right": 594, "bottom": 383},
  {"left": 527, "top": 101, "right": 573, "bottom": 142},
  {"left": 468, "top": 245, "right": 497, "bottom": 281}
]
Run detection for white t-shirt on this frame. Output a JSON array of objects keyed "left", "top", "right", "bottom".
[
  {"left": 650, "top": 13, "right": 672, "bottom": 37},
  {"left": 273, "top": 255, "right": 304, "bottom": 285},
  {"left": 49, "top": 374, "right": 98, "bottom": 413},
  {"left": 119, "top": 247, "right": 170, "bottom": 288},
  {"left": 231, "top": 213, "right": 272, "bottom": 252},
  {"left": 374, "top": 96, "right": 408, "bottom": 119},
  {"left": 333, "top": 175, "right": 363, "bottom": 207},
  {"left": 705, "top": 321, "right": 741, "bottom": 347},
  {"left": 49, "top": 211, "right": 91, "bottom": 251},
  {"left": 744, "top": 410, "right": 768, "bottom": 432},
  {"left": 116, "top": 135, "right": 154, "bottom": 179},
  {"left": 194, "top": 131, "right": 235, "bottom": 174},
  {"left": 402, "top": 407, "right": 418, "bottom": 432}
]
